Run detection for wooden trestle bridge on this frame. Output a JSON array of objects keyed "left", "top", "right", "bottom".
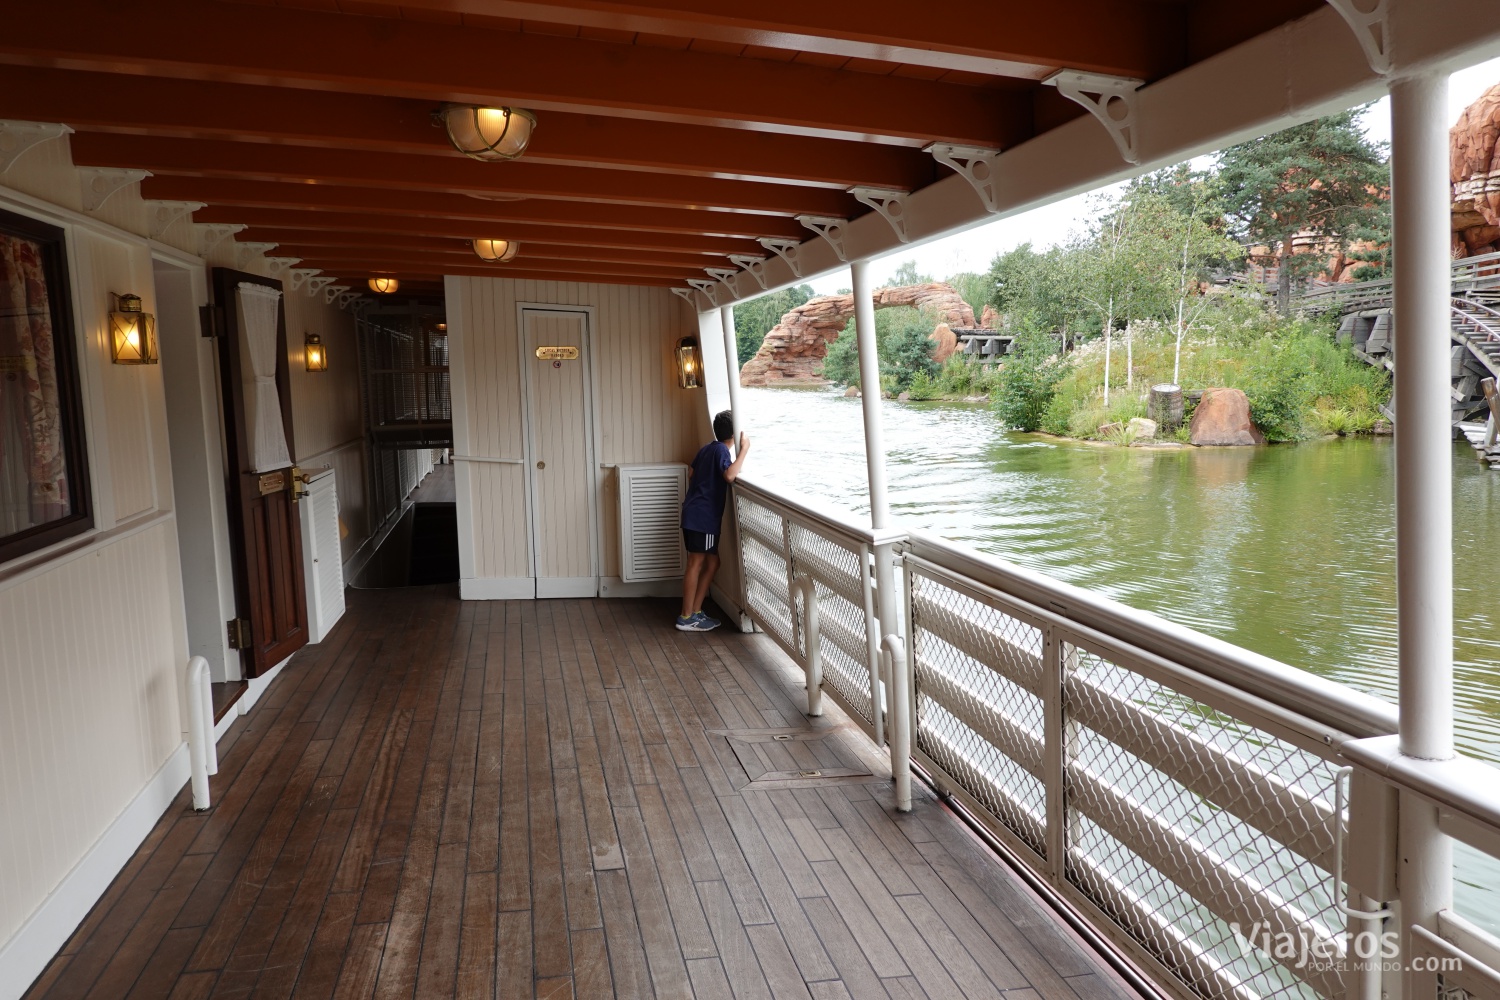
[{"left": 1300, "top": 250, "right": 1500, "bottom": 468}]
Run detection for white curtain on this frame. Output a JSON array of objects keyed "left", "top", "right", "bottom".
[{"left": 236, "top": 282, "right": 292, "bottom": 473}]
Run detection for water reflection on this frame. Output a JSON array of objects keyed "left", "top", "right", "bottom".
[{"left": 744, "top": 386, "right": 1500, "bottom": 916}]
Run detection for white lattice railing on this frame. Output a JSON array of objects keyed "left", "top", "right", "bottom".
[{"left": 730, "top": 478, "right": 1500, "bottom": 1000}]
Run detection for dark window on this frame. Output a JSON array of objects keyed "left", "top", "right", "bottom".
[{"left": 0, "top": 207, "right": 91, "bottom": 563}]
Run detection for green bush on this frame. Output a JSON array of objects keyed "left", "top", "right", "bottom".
[
  {"left": 905, "top": 369, "right": 939, "bottom": 400},
  {"left": 992, "top": 331, "right": 1065, "bottom": 432},
  {"left": 818, "top": 305, "right": 938, "bottom": 392},
  {"left": 820, "top": 325, "right": 861, "bottom": 386}
]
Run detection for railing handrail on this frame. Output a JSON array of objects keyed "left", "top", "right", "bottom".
[
  {"left": 1342, "top": 734, "right": 1500, "bottom": 840},
  {"left": 901, "top": 527, "right": 1398, "bottom": 740},
  {"left": 735, "top": 476, "right": 908, "bottom": 549}
]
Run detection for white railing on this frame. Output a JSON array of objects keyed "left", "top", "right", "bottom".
[{"left": 731, "top": 478, "right": 1500, "bottom": 1000}]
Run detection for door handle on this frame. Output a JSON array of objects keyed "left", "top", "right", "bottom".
[{"left": 536, "top": 460, "right": 546, "bottom": 470}]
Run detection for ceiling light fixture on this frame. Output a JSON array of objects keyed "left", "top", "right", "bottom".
[
  {"left": 368, "top": 277, "right": 399, "bottom": 294},
  {"left": 440, "top": 105, "right": 538, "bottom": 161},
  {"left": 472, "top": 238, "right": 519, "bottom": 263}
]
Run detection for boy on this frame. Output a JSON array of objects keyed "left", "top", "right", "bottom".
[{"left": 677, "top": 410, "right": 751, "bottom": 631}]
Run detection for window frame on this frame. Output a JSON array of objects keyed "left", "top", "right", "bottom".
[{"left": 0, "top": 206, "right": 93, "bottom": 564}]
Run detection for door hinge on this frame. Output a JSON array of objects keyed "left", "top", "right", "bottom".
[{"left": 226, "top": 618, "right": 251, "bottom": 649}]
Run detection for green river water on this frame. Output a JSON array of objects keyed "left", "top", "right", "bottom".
[{"left": 743, "top": 386, "right": 1500, "bottom": 916}]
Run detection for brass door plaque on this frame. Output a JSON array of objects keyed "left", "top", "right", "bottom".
[
  {"left": 534, "top": 345, "right": 579, "bottom": 361},
  {"left": 258, "top": 471, "right": 286, "bottom": 495}
]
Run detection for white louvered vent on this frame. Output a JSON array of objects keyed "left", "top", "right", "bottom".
[
  {"left": 299, "top": 466, "right": 346, "bottom": 642},
  {"left": 618, "top": 463, "right": 688, "bottom": 582}
]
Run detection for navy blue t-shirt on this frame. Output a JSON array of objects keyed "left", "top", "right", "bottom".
[{"left": 681, "top": 441, "right": 732, "bottom": 532}]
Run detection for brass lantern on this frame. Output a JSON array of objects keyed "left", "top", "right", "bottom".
[
  {"left": 368, "top": 277, "right": 399, "bottom": 294},
  {"left": 110, "top": 293, "right": 158, "bottom": 365},
  {"left": 675, "top": 336, "right": 702, "bottom": 389},
  {"left": 472, "top": 238, "right": 519, "bottom": 263},
  {"left": 440, "top": 105, "right": 538, "bottom": 161},
  {"left": 304, "top": 333, "right": 328, "bottom": 373}
]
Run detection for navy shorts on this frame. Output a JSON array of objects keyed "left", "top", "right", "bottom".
[{"left": 683, "top": 529, "right": 720, "bottom": 555}]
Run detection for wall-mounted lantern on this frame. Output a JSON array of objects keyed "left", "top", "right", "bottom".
[
  {"left": 440, "top": 105, "right": 538, "bottom": 162},
  {"left": 304, "top": 332, "right": 328, "bottom": 372},
  {"left": 675, "top": 336, "right": 702, "bottom": 389},
  {"left": 110, "top": 293, "right": 157, "bottom": 365},
  {"left": 473, "top": 238, "right": 519, "bottom": 262},
  {"left": 368, "top": 277, "right": 399, "bottom": 294}
]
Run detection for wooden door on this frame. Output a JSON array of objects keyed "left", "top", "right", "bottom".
[
  {"left": 522, "top": 309, "right": 597, "bottom": 598},
  {"left": 213, "top": 268, "right": 308, "bottom": 676}
]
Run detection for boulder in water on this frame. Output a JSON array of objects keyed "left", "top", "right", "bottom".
[
  {"left": 844, "top": 386, "right": 860, "bottom": 398},
  {"left": 1189, "top": 387, "right": 1265, "bottom": 446},
  {"left": 1128, "top": 417, "right": 1158, "bottom": 441}
]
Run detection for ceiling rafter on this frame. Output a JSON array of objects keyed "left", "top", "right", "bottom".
[
  {"left": 0, "top": 0, "right": 1030, "bottom": 146},
  {"left": 67, "top": 133, "right": 862, "bottom": 217}
]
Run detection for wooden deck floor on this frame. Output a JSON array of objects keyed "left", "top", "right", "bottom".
[{"left": 25, "top": 586, "right": 1140, "bottom": 1000}]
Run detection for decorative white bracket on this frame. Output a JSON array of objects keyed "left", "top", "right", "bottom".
[
  {"left": 289, "top": 268, "right": 322, "bottom": 292},
  {"left": 670, "top": 287, "right": 699, "bottom": 307},
  {"left": 728, "top": 254, "right": 769, "bottom": 290},
  {"left": 197, "top": 223, "right": 245, "bottom": 257},
  {"left": 927, "top": 144, "right": 1003, "bottom": 213},
  {"left": 349, "top": 297, "right": 374, "bottom": 316},
  {"left": 79, "top": 167, "right": 150, "bottom": 212},
  {"left": 796, "top": 216, "right": 849, "bottom": 262},
  {"left": 0, "top": 121, "right": 72, "bottom": 174},
  {"left": 1043, "top": 70, "right": 1144, "bottom": 165},
  {"left": 757, "top": 238, "right": 805, "bottom": 278},
  {"left": 324, "top": 283, "right": 350, "bottom": 305},
  {"left": 146, "top": 200, "right": 204, "bottom": 240},
  {"left": 1325, "top": 0, "right": 1391, "bottom": 75},
  {"left": 306, "top": 275, "right": 338, "bottom": 298},
  {"left": 686, "top": 278, "right": 721, "bottom": 307},
  {"left": 849, "top": 187, "right": 911, "bottom": 243},
  {"left": 705, "top": 267, "right": 741, "bottom": 294},
  {"left": 263, "top": 256, "right": 301, "bottom": 276},
  {"left": 235, "top": 241, "right": 278, "bottom": 269},
  {"left": 337, "top": 291, "right": 362, "bottom": 309}
]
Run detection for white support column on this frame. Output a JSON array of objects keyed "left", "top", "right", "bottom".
[
  {"left": 851, "top": 260, "right": 891, "bottom": 529},
  {"left": 852, "top": 259, "right": 910, "bottom": 810},
  {"left": 1390, "top": 70, "right": 1454, "bottom": 1000},
  {"left": 720, "top": 305, "right": 745, "bottom": 447}
]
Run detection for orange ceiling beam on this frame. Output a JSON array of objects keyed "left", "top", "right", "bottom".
[
  {"left": 347, "top": 0, "right": 1185, "bottom": 81},
  {"left": 0, "top": 66, "right": 935, "bottom": 190},
  {"left": 348, "top": 266, "right": 679, "bottom": 287},
  {"left": 210, "top": 210, "right": 771, "bottom": 256},
  {"left": 0, "top": 0, "right": 1025, "bottom": 146},
  {"left": 68, "top": 134, "right": 859, "bottom": 217},
  {"left": 142, "top": 177, "right": 809, "bottom": 240},
  {"left": 267, "top": 240, "right": 729, "bottom": 271}
]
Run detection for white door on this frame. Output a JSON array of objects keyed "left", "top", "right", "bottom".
[{"left": 522, "top": 309, "right": 598, "bottom": 598}]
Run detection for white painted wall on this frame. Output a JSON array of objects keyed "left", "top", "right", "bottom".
[{"left": 446, "top": 276, "right": 709, "bottom": 598}]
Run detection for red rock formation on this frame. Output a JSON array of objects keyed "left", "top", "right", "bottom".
[
  {"left": 1452, "top": 83, "right": 1500, "bottom": 256},
  {"left": 929, "top": 323, "right": 958, "bottom": 365},
  {"left": 739, "top": 282, "right": 977, "bottom": 386},
  {"left": 980, "top": 304, "right": 1001, "bottom": 330},
  {"left": 1188, "top": 388, "right": 1265, "bottom": 446}
]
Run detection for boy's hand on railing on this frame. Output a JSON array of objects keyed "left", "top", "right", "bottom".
[{"left": 739, "top": 431, "right": 751, "bottom": 452}]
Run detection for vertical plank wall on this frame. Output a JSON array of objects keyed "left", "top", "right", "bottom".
[
  {"left": 0, "top": 130, "right": 370, "bottom": 994},
  {"left": 446, "top": 277, "right": 713, "bottom": 597}
]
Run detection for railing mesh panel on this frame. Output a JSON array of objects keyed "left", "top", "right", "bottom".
[
  {"left": 1063, "top": 643, "right": 1343, "bottom": 1000},
  {"left": 788, "top": 524, "right": 873, "bottom": 725},
  {"left": 735, "top": 497, "right": 795, "bottom": 652},
  {"left": 909, "top": 569, "right": 1048, "bottom": 858}
]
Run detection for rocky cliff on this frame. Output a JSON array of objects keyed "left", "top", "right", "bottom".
[
  {"left": 1453, "top": 83, "right": 1500, "bottom": 256},
  {"left": 739, "top": 282, "right": 977, "bottom": 386}
]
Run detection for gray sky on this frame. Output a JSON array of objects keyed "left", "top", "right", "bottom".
[{"left": 803, "top": 55, "right": 1500, "bottom": 295}]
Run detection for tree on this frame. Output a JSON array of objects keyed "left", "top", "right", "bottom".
[
  {"left": 884, "top": 259, "right": 932, "bottom": 287},
  {"left": 732, "top": 284, "right": 814, "bottom": 366},
  {"left": 992, "top": 325, "right": 1065, "bottom": 432},
  {"left": 1215, "top": 108, "right": 1388, "bottom": 314},
  {"left": 985, "top": 243, "right": 1091, "bottom": 343}
]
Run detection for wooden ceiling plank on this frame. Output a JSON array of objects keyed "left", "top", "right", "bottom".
[
  {"left": 267, "top": 239, "right": 729, "bottom": 269},
  {"left": 0, "top": 0, "right": 1025, "bottom": 145},
  {"left": 0, "top": 65, "right": 934, "bottom": 189},
  {"left": 67, "top": 132, "right": 861, "bottom": 216}
]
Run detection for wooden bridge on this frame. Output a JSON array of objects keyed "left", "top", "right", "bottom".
[{"left": 1299, "top": 251, "right": 1500, "bottom": 468}]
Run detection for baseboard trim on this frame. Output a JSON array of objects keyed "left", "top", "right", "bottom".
[
  {"left": 237, "top": 655, "right": 290, "bottom": 719},
  {"left": 0, "top": 742, "right": 190, "bottom": 1000},
  {"left": 598, "top": 576, "right": 681, "bottom": 599},
  {"left": 536, "top": 577, "right": 599, "bottom": 599},
  {"left": 461, "top": 576, "right": 536, "bottom": 600}
]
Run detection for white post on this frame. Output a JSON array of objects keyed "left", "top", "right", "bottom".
[
  {"left": 720, "top": 306, "right": 744, "bottom": 447},
  {"left": 851, "top": 260, "right": 891, "bottom": 528},
  {"left": 852, "top": 259, "right": 910, "bottom": 809},
  {"left": 1390, "top": 70, "right": 1454, "bottom": 1000}
]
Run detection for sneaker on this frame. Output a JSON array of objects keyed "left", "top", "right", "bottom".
[
  {"left": 675, "top": 614, "right": 712, "bottom": 632},
  {"left": 692, "top": 612, "right": 722, "bottom": 631}
]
